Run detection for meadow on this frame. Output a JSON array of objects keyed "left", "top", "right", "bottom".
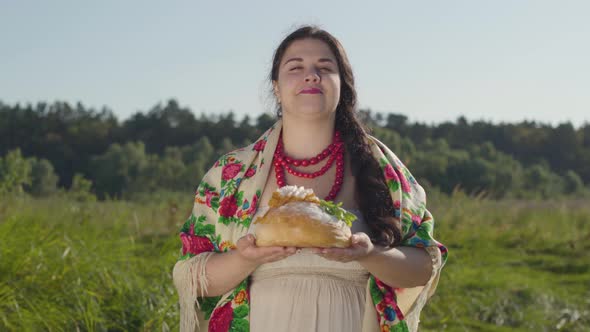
[{"left": 1, "top": 191, "right": 589, "bottom": 331}]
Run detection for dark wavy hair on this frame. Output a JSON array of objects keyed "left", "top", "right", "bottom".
[{"left": 269, "top": 25, "right": 402, "bottom": 248}]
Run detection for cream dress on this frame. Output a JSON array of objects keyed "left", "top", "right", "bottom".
[{"left": 247, "top": 206, "right": 373, "bottom": 332}]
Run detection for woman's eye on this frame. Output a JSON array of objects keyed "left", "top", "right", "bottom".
[
  {"left": 289, "top": 67, "right": 332, "bottom": 71},
  {"left": 288, "top": 66, "right": 333, "bottom": 72}
]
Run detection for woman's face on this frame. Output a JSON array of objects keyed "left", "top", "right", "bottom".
[{"left": 273, "top": 38, "right": 341, "bottom": 118}]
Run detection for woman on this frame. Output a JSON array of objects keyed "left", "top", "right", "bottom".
[{"left": 173, "top": 25, "right": 448, "bottom": 332}]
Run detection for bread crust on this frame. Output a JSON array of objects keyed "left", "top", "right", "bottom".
[{"left": 253, "top": 201, "right": 352, "bottom": 248}]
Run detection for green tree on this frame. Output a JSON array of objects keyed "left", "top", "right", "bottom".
[
  {"left": 90, "top": 142, "right": 149, "bottom": 198},
  {"left": 181, "top": 136, "right": 215, "bottom": 166},
  {"left": 69, "top": 173, "right": 96, "bottom": 202},
  {"left": 129, "top": 149, "right": 188, "bottom": 194},
  {"left": 521, "top": 164, "right": 564, "bottom": 199},
  {"left": 256, "top": 113, "right": 276, "bottom": 131},
  {"left": 563, "top": 170, "right": 584, "bottom": 194},
  {"left": 218, "top": 138, "right": 235, "bottom": 157},
  {"left": 28, "top": 158, "right": 59, "bottom": 196},
  {"left": 0, "top": 149, "right": 32, "bottom": 194}
]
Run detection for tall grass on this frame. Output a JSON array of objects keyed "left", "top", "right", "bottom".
[
  {"left": 422, "top": 191, "right": 590, "bottom": 331},
  {"left": 0, "top": 194, "right": 184, "bottom": 331},
  {"left": 1, "top": 192, "right": 589, "bottom": 331}
]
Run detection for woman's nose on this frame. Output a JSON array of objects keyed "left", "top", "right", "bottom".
[{"left": 304, "top": 70, "right": 320, "bottom": 83}]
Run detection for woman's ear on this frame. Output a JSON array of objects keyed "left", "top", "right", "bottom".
[{"left": 272, "top": 81, "right": 281, "bottom": 103}]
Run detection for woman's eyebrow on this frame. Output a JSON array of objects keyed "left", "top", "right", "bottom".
[{"left": 283, "top": 57, "right": 336, "bottom": 66}]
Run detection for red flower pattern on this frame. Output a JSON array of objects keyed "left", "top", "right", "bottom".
[
  {"left": 399, "top": 171, "right": 411, "bottom": 193},
  {"left": 374, "top": 278, "right": 405, "bottom": 322},
  {"left": 411, "top": 213, "right": 422, "bottom": 226},
  {"left": 180, "top": 224, "right": 215, "bottom": 255},
  {"left": 219, "top": 196, "right": 238, "bottom": 217},
  {"left": 247, "top": 194, "right": 258, "bottom": 215},
  {"left": 384, "top": 164, "right": 399, "bottom": 181},
  {"left": 244, "top": 167, "right": 256, "bottom": 178},
  {"left": 253, "top": 139, "right": 266, "bottom": 151},
  {"left": 208, "top": 301, "right": 233, "bottom": 332},
  {"left": 222, "top": 163, "right": 242, "bottom": 181}
]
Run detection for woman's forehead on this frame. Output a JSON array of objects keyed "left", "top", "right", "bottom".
[{"left": 282, "top": 39, "right": 336, "bottom": 64}]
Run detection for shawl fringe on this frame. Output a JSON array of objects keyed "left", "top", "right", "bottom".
[{"left": 173, "top": 252, "right": 215, "bottom": 332}]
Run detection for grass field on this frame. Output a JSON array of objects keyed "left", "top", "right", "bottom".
[{"left": 1, "top": 191, "right": 589, "bottom": 331}]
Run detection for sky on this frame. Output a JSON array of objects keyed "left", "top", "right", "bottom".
[{"left": 1, "top": 1, "right": 589, "bottom": 127}]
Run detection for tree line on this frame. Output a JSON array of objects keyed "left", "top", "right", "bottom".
[{"left": 1, "top": 99, "right": 588, "bottom": 200}]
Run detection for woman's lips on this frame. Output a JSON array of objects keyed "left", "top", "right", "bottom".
[{"left": 300, "top": 88, "right": 323, "bottom": 94}]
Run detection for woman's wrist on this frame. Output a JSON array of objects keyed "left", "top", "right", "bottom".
[
  {"left": 231, "top": 250, "right": 260, "bottom": 271},
  {"left": 356, "top": 244, "right": 385, "bottom": 263}
]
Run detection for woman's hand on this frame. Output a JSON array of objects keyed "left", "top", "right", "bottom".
[
  {"left": 235, "top": 234, "right": 297, "bottom": 267},
  {"left": 311, "top": 232, "right": 375, "bottom": 263}
]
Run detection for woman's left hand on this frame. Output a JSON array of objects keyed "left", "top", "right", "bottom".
[{"left": 311, "top": 232, "right": 375, "bottom": 263}]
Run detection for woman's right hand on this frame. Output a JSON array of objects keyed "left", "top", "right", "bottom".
[{"left": 235, "top": 234, "right": 297, "bottom": 267}]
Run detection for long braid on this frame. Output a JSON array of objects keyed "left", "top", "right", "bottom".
[{"left": 336, "top": 108, "right": 402, "bottom": 247}]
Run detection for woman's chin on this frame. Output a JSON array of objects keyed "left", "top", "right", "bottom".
[{"left": 285, "top": 105, "right": 335, "bottom": 118}]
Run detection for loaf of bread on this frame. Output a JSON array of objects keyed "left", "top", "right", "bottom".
[{"left": 252, "top": 186, "right": 357, "bottom": 248}]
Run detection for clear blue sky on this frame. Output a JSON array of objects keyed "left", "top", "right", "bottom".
[{"left": 1, "top": 1, "right": 589, "bottom": 127}]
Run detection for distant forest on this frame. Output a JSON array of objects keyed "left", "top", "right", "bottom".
[{"left": 1, "top": 99, "right": 589, "bottom": 200}]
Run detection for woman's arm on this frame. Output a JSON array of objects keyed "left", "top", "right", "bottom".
[
  {"left": 192, "top": 250, "right": 258, "bottom": 297},
  {"left": 357, "top": 245, "right": 433, "bottom": 288},
  {"left": 174, "top": 234, "right": 297, "bottom": 297},
  {"left": 313, "top": 233, "right": 434, "bottom": 289}
]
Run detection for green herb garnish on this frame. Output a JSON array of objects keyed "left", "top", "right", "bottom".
[{"left": 319, "top": 200, "right": 357, "bottom": 227}]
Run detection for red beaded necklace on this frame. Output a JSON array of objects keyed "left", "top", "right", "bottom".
[{"left": 273, "top": 129, "right": 345, "bottom": 201}]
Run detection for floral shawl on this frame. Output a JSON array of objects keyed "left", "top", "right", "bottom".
[{"left": 172, "top": 119, "right": 448, "bottom": 332}]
